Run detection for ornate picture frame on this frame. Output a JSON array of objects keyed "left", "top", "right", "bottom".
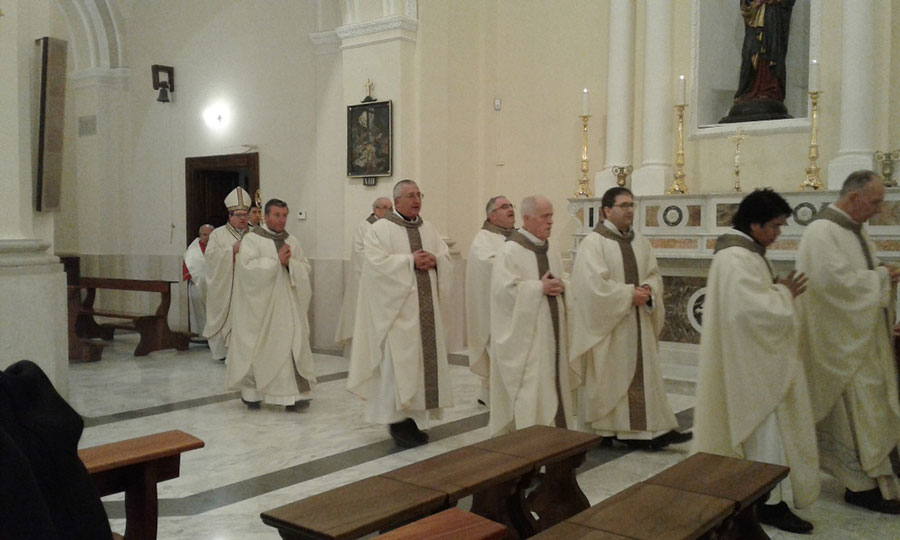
[{"left": 347, "top": 100, "right": 392, "bottom": 178}]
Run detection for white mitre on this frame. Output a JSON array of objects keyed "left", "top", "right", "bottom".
[{"left": 225, "top": 187, "right": 251, "bottom": 211}]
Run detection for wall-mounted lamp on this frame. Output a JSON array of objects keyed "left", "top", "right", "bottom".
[{"left": 151, "top": 65, "right": 174, "bottom": 103}]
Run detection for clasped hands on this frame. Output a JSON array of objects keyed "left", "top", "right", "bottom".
[
  {"left": 413, "top": 249, "right": 437, "bottom": 271},
  {"left": 633, "top": 284, "right": 652, "bottom": 307},
  {"left": 541, "top": 271, "right": 564, "bottom": 296},
  {"left": 278, "top": 244, "right": 292, "bottom": 266}
]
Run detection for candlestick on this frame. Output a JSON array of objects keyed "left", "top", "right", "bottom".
[
  {"left": 574, "top": 114, "right": 593, "bottom": 198},
  {"left": 677, "top": 75, "right": 686, "bottom": 105},
  {"left": 581, "top": 88, "right": 590, "bottom": 117},
  {"left": 809, "top": 59, "right": 819, "bottom": 93},
  {"left": 800, "top": 91, "right": 824, "bottom": 190},
  {"left": 729, "top": 128, "right": 748, "bottom": 193},
  {"left": 668, "top": 104, "right": 688, "bottom": 194}
]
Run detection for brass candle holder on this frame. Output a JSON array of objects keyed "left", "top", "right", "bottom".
[
  {"left": 800, "top": 91, "right": 824, "bottom": 190},
  {"left": 575, "top": 115, "right": 593, "bottom": 198},
  {"left": 668, "top": 104, "right": 688, "bottom": 194},
  {"left": 874, "top": 150, "right": 900, "bottom": 187}
]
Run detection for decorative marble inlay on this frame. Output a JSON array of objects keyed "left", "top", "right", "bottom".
[
  {"left": 687, "top": 205, "right": 701, "bottom": 226},
  {"left": 660, "top": 276, "right": 706, "bottom": 344},
  {"left": 716, "top": 203, "right": 739, "bottom": 227},
  {"left": 646, "top": 205, "right": 660, "bottom": 227},
  {"left": 650, "top": 238, "right": 698, "bottom": 250},
  {"left": 768, "top": 239, "right": 799, "bottom": 251},
  {"left": 870, "top": 201, "right": 900, "bottom": 226},
  {"left": 875, "top": 240, "right": 900, "bottom": 252},
  {"left": 663, "top": 206, "right": 683, "bottom": 227},
  {"left": 792, "top": 202, "right": 817, "bottom": 226},
  {"left": 706, "top": 238, "right": 716, "bottom": 250}
]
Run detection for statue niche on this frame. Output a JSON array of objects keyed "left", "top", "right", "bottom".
[{"left": 720, "top": 0, "right": 795, "bottom": 123}]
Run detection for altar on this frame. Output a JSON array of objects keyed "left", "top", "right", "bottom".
[{"left": 568, "top": 189, "right": 900, "bottom": 366}]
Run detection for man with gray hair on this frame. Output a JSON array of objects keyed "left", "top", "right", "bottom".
[
  {"left": 797, "top": 170, "right": 900, "bottom": 514},
  {"left": 489, "top": 195, "right": 579, "bottom": 435},
  {"left": 335, "top": 196, "right": 393, "bottom": 354},
  {"left": 183, "top": 224, "right": 213, "bottom": 337},
  {"left": 348, "top": 180, "right": 454, "bottom": 448},
  {"left": 466, "top": 195, "right": 515, "bottom": 406}
]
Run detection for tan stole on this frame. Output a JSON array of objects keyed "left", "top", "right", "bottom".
[
  {"left": 384, "top": 213, "right": 440, "bottom": 409},
  {"left": 366, "top": 213, "right": 378, "bottom": 224},
  {"left": 714, "top": 232, "right": 775, "bottom": 282},
  {"left": 594, "top": 224, "right": 647, "bottom": 431},
  {"left": 506, "top": 231, "right": 566, "bottom": 427},
  {"left": 815, "top": 206, "right": 893, "bottom": 334}
]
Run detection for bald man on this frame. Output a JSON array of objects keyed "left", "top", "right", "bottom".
[{"left": 184, "top": 224, "right": 213, "bottom": 336}]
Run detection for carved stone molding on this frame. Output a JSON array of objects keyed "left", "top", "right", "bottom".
[{"left": 336, "top": 15, "right": 418, "bottom": 47}]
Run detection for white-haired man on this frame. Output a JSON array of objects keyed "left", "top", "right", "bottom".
[
  {"left": 183, "top": 224, "right": 213, "bottom": 336},
  {"left": 466, "top": 195, "right": 515, "bottom": 406},
  {"left": 348, "top": 180, "right": 454, "bottom": 448}
]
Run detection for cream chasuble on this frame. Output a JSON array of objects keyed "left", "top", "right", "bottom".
[
  {"left": 203, "top": 224, "right": 245, "bottom": 345},
  {"left": 466, "top": 222, "right": 512, "bottom": 380},
  {"left": 489, "top": 230, "right": 578, "bottom": 436},
  {"left": 693, "top": 233, "right": 819, "bottom": 508},
  {"left": 797, "top": 205, "right": 900, "bottom": 496},
  {"left": 347, "top": 214, "right": 454, "bottom": 422},
  {"left": 569, "top": 222, "right": 675, "bottom": 438},
  {"left": 334, "top": 216, "right": 376, "bottom": 345},
  {"left": 184, "top": 238, "right": 208, "bottom": 333},
  {"left": 226, "top": 226, "right": 316, "bottom": 404}
]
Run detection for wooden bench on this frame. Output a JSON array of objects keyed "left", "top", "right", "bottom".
[
  {"left": 71, "top": 278, "right": 190, "bottom": 359},
  {"left": 374, "top": 508, "right": 510, "bottom": 540},
  {"left": 79, "top": 429, "right": 205, "bottom": 540},
  {"left": 261, "top": 426, "right": 602, "bottom": 540},
  {"left": 644, "top": 452, "right": 788, "bottom": 540}
]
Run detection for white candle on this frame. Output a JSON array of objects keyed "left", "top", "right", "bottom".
[
  {"left": 809, "top": 59, "right": 819, "bottom": 92},
  {"left": 581, "top": 88, "right": 590, "bottom": 116},
  {"left": 677, "top": 75, "right": 686, "bottom": 105}
]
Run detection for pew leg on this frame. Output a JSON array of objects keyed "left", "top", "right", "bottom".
[
  {"left": 526, "top": 452, "right": 590, "bottom": 531},
  {"left": 133, "top": 317, "right": 190, "bottom": 356},
  {"left": 76, "top": 313, "right": 115, "bottom": 340},
  {"left": 714, "top": 503, "right": 770, "bottom": 540},
  {"left": 470, "top": 474, "right": 532, "bottom": 540},
  {"left": 123, "top": 464, "right": 159, "bottom": 540}
]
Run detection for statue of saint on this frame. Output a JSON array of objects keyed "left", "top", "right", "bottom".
[{"left": 720, "top": 0, "right": 796, "bottom": 123}]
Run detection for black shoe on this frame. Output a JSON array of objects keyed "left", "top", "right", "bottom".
[
  {"left": 649, "top": 430, "right": 693, "bottom": 450},
  {"left": 215, "top": 357, "right": 226, "bottom": 363},
  {"left": 844, "top": 488, "right": 900, "bottom": 514},
  {"left": 614, "top": 437, "right": 652, "bottom": 450},
  {"left": 477, "top": 399, "right": 487, "bottom": 406},
  {"left": 241, "top": 398, "right": 261, "bottom": 409},
  {"left": 757, "top": 501, "right": 813, "bottom": 534},
  {"left": 389, "top": 418, "right": 427, "bottom": 448},
  {"left": 285, "top": 400, "right": 310, "bottom": 412}
]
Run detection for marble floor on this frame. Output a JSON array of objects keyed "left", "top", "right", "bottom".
[{"left": 71, "top": 334, "right": 899, "bottom": 539}]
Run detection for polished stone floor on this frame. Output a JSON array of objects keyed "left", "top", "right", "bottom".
[{"left": 71, "top": 334, "right": 899, "bottom": 539}]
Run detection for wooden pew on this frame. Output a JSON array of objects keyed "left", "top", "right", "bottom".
[
  {"left": 373, "top": 508, "right": 510, "bottom": 540},
  {"left": 79, "top": 430, "right": 205, "bottom": 540},
  {"left": 71, "top": 278, "right": 190, "bottom": 358},
  {"left": 644, "top": 452, "right": 789, "bottom": 540},
  {"left": 260, "top": 426, "right": 603, "bottom": 540}
]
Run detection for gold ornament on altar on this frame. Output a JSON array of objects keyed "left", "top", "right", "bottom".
[
  {"left": 668, "top": 104, "right": 688, "bottom": 194},
  {"left": 612, "top": 165, "right": 633, "bottom": 187},
  {"left": 729, "top": 128, "right": 748, "bottom": 193},
  {"left": 874, "top": 150, "right": 900, "bottom": 187},
  {"left": 800, "top": 91, "right": 824, "bottom": 190}
]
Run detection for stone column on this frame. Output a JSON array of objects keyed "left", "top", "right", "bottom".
[
  {"left": 631, "top": 0, "right": 673, "bottom": 196},
  {"left": 0, "top": 0, "right": 69, "bottom": 395},
  {"left": 826, "top": 0, "right": 875, "bottom": 188},
  {"left": 595, "top": 0, "right": 636, "bottom": 195}
]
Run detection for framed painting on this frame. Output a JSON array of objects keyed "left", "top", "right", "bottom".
[{"left": 347, "top": 100, "right": 392, "bottom": 178}]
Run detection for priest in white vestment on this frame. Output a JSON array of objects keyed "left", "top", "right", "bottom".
[
  {"left": 183, "top": 224, "right": 213, "bottom": 336},
  {"left": 466, "top": 195, "right": 515, "bottom": 407},
  {"left": 348, "top": 180, "right": 454, "bottom": 448},
  {"left": 489, "top": 195, "right": 578, "bottom": 436},
  {"left": 569, "top": 187, "right": 689, "bottom": 450},
  {"left": 334, "top": 197, "right": 393, "bottom": 355},
  {"left": 227, "top": 199, "right": 316, "bottom": 409},
  {"left": 694, "top": 189, "right": 818, "bottom": 533},
  {"left": 203, "top": 188, "right": 250, "bottom": 362},
  {"left": 797, "top": 171, "right": 900, "bottom": 514}
]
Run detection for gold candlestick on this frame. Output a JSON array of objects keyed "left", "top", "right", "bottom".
[
  {"left": 575, "top": 115, "right": 593, "bottom": 198},
  {"left": 612, "top": 165, "right": 633, "bottom": 187},
  {"left": 800, "top": 91, "right": 824, "bottom": 190},
  {"left": 729, "top": 127, "right": 748, "bottom": 193},
  {"left": 668, "top": 104, "right": 688, "bottom": 194},
  {"left": 874, "top": 150, "right": 900, "bottom": 187}
]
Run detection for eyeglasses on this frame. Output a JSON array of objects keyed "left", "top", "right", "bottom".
[
  {"left": 400, "top": 193, "right": 424, "bottom": 200},
  {"left": 376, "top": 205, "right": 393, "bottom": 210},
  {"left": 231, "top": 212, "right": 249, "bottom": 218},
  {"left": 612, "top": 203, "right": 635, "bottom": 209},
  {"left": 492, "top": 203, "right": 515, "bottom": 212}
]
